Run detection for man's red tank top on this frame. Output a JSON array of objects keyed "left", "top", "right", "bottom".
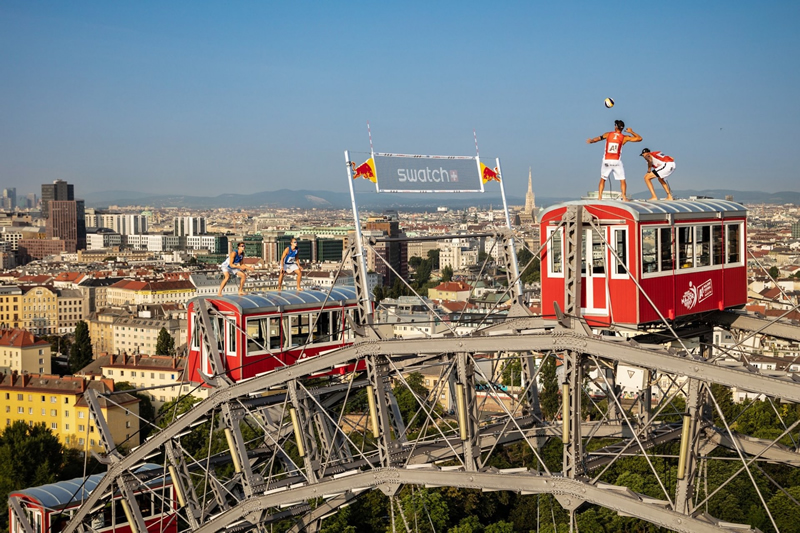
[
  {"left": 651, "top": 151, "right": 674, "bottom": 164},
  {"left": 604, "top": 131, "right": 624, "bottom": 160}
]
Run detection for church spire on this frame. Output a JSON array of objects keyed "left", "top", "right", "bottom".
[{"left": 524, "top": 167, "right": 536, "bottom": 223}]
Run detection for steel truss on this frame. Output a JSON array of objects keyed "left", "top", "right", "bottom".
[
  {"left": 32, "top": 311, "right": 798, "bottom": 533},
  {"left": 31, "top": 211, "right": 800, "bottom": 533}
]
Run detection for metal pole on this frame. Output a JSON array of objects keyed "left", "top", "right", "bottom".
[
  {"left": 495, "top": 158, "right": 523, "bottom": 299},
  {"left": 345, "top": 150, "right": 373, "bottom": 320}
]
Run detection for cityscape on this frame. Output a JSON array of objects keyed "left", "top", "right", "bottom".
[
  {"left": 1, "top": 175, "right": 800, "bottom": 532},
  {"left": 2, "top": 2, "right": 800, "bottom": 533}
]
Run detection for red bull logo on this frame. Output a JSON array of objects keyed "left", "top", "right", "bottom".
[
  {"left": 351, "top": 158, "right": 377, "bottom": 183},
  {"left": 480, "top": 163, "right": 500, "bottom": 183}
]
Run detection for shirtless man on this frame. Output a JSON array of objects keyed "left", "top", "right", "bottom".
[{"left": 586, "top": 120, "right": 642, "bottom": 201}]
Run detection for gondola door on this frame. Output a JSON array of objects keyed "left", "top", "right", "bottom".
[{"left": 582, "top": 227, "right": 608, "bottom": 316}]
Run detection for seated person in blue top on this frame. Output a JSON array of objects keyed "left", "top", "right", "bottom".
[
  {"left": 218, "top": 242, "right": 253, "bottom": 296},
  {"left": 278, "top": 238, "right": 303, "bottom": 291}
]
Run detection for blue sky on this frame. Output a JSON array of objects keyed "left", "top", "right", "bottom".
[{"left": 1, "top": 1, "right": 799, "bottom": 200}]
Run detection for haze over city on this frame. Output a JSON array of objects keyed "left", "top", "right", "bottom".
[{"left": 2, "top": 1, "right": 799, "bottom": 200}]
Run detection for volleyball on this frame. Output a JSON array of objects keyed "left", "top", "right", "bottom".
[{"left": 604, "top": 97, "right": 615, "bottom": 108}]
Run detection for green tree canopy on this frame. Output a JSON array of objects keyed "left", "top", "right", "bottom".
[
  {"left": 0, "top": 422, "right": 67, "bottom": 530},
  {"left": 69, "top": 320, "right": 93, "bottom": 372},
  {"left": 392, "top": 372, "right": 430, "bottom": 430},
  {"left": 155, "top": 327, "right": 176, "bottom": 356},
  {"left": 768, "top": 265, "right": 780, "bottom": 279},
  {"left": 517, "top": 246, "right": 541, "bottom": 284},
  {"left": 427, "top": 248, "right": 440, "bottom": 270},
  {"left": 441, "top": 265, "right": 454, "bottom": 282},
  {"left": 501, "top": 357, "right": 522, "bottom": 387}
]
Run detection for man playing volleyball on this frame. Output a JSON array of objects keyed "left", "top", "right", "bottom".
[
  {"left": 587, "top": 120, "right": 642, "bottom": 201},
  {"left": 277, "top": 238, "right": 303, "bottom": 291},
  {"left": 218, "top": 242, "right": 253, "bottom": 296},
  {"left": 640, "top": 148, "right": 675, "bottom": 200}
]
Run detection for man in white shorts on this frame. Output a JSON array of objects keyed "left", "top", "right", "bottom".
[
  {"left": 586, "top": 120, "right": 642, "bottom": 201},
  {"left": 277, "top": 238, "right": 303, "bottom": 291},
  {"left": 640, "top": 148, "right": 675, "bottom": 200}
]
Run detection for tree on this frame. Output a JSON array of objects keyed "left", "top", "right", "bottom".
[
  {"left": 427, "top": 248, "right": 440, "bottom": 270},
  {"left": 517, "top": 247, "right": 540, "bottom": 284},
  {"left": 441, "top": 265, "right": 454, "bottom": 282},
  {"left": 155, "top": 327, "right": 176, "bottom": 356},
  {"left": 0, "top": 422, "right": 67, "bottom": 531},
  {"left": 768, "top": 265, "right": 780, "bottom": 279},
  {"left": 409, "top": 256, "right": 424, "bottom": 269},
  {"left": 539, "top": 354, "right": 560, "bottom": 420},
  {"left": 373, "top": 285, "right": 385, "bottom": 304},
  {"left": 477, "top": 251, "right": 490, "bottom": 264},
  {"left": 501, "top": 357, "right": 522, "bottom": 387},
  {"left": 392, "top": 372, "right": 430, "bottom": 429},
  {"left": 69, "top": 320, "right": 93, "bottom": 372},
  {"left": 397, "top": 487, "right": 448, "bottom": 533},
  {"left": 415, "top": 259, "right": 433, "bottom": 287}
]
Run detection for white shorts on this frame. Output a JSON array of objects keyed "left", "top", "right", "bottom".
[
  {"left": 221, "top": 262, "right": 244, "bottom": 276},
  {"left": 283, "top": 263, "right": 299, "bottom": 273},
  {"left": 601, "top": 159, "right": 625, "bottom": 181},
  {"left": 652, "top": 162, "right": 675, "bottom": 180}
]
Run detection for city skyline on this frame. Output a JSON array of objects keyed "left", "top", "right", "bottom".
[{"left": 1, "top": 2, "right": 799, "bottom": 200}]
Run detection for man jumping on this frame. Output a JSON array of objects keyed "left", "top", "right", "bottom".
[
  {"left": 640, "top": 148, "right": 675, "bottom": 200},
  {"left": 586, "top": 120, "right": 642, "bottom": 201}
]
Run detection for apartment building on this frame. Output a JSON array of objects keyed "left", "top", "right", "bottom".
[
  {"left": 112, "top": 315, "right": 186, "bottom": 356},
  {"left": 57, "top": 289, "right": 84, "bottom": 334},
  {"left": 21, "top": 286, "right": 59, "bottom": 335},
  {"left": 0, "top": 328, "right": 50, "bottom": 375},
  {"left": 87, "top": 308, "right": 130, "bottom": 356},
  {"left": 80, "top": 354, "right": 203, "bottom": 408},
  {"left": 106, "top": 279, "right": 196, "bottom": 306},
  {"left": 0, "top": 286, "right": 22, "bottom": 329},
  {"left": 0, "top": 373, "right": 140, "bottom": 453}
]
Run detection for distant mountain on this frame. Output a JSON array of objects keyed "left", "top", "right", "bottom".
[
  {"left": 80, "top": 190, "right": 153, "bottom": 204},
  {"left": 85, "top": 189, "right": 534, "bottom": 210},
  {"left": 83, "top": 188, "right": 800, "bottom": 210}
]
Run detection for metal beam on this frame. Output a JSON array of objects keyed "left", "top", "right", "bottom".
[
  {"left": 188, "top": 468, "right": 757, "bottom": 533},
  {"left": 704, "top": 310, "right": 800, "bottom": 343},
  {"left": 62, "top": 329, "right": 800, "bottom": 532},
  {"left": 9, "top": 496, "right": 35, "bottom": 533},
  {"left": 84, "top": 387, "right": 122, "bottom": 460}
]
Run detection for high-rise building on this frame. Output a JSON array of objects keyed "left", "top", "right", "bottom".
[
  {"left": 173, "top": 216, "right": 207, "bottom": 237},
  {"left": 366, "top": 212, "right": 408, "bottom": 287},
  {"left": 2, "top": 188, "right": 16, "bottom": 210},
  {"left": 46, "top": 200, "right": 86, "bottom": 252},
  {"left": 41, "top": 179, "right": 74, "bottom": 219},
  {"left": 87, "top": 213, "right": 147, "bottom": 235},
  {"left": 25, "top": 193, "right": 37, "bottom": 209}
]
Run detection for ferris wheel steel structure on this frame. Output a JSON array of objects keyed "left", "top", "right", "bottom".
[{"left": 21, "top": 207, "right": 800, "bottom": 533}]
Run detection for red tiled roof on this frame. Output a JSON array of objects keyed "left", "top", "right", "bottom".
[
  {"left": 0, "top": 328, "right": 49, "bottom": 348},
  {"left": 111, "top": 279, "right": 195, "bottom": 292},
  {"left": 53, "top": 272, "right": 86, "bottom": 283},
  {"left": 432, "top": 281, "right": 471, "bottom": 292},
  {"left": 765, "top": 309, "right": 800, "bottom": 321},
  {"left": 440, "top": 300, "right": 473, "bottom": 313},
  {"left": 17, "top": 275, "right": 53, "bottom": 284}
]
